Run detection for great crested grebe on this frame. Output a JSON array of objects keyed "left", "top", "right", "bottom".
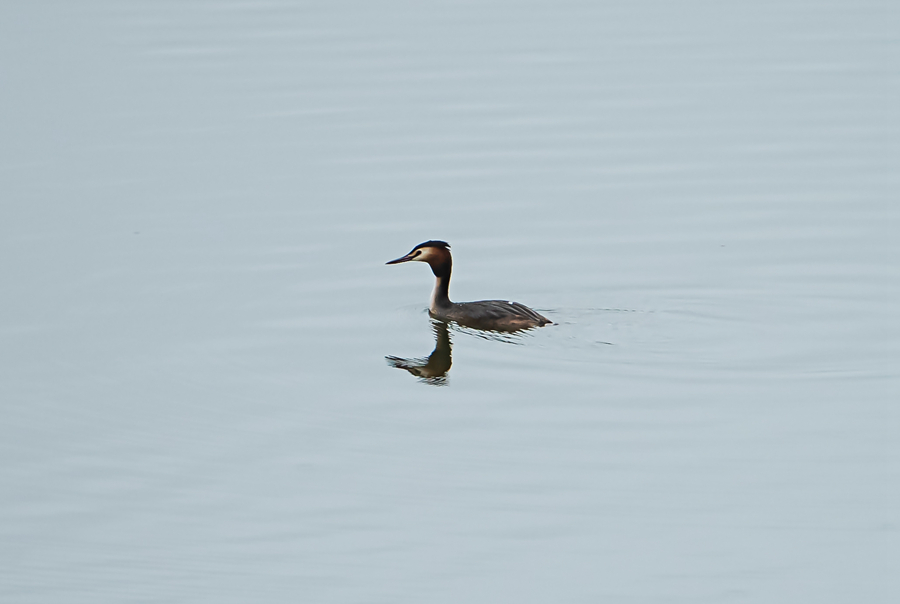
[{"left": 387, "top": 240, "right": 551, "bottom": 331}]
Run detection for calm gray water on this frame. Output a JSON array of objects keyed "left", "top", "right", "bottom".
[{"left": 2, "top": 1, "right": 898, "bottom": 602}]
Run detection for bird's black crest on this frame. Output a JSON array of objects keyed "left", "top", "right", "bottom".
[{"left": 413, "top": 240, "right": 450, "bottom": 251}]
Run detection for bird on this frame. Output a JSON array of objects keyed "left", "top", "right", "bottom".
[{"left": 386, "top": 240, "right": 551, "bottom": 331}]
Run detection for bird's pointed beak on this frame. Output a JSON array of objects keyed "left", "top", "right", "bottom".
[{"left": 386, "top": 251, "right": 415, "bottom": 265}]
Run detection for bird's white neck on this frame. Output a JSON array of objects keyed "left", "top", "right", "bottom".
[{"left": 430, "top": 275, "right": 452, "bottom": 312}]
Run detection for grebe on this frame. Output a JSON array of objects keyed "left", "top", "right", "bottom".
[{"left": 386, "top": 240, "right": 551, "bottom": 331}]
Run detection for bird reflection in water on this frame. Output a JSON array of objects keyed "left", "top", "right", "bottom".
[
  {"left": 386, "top": 320, "right": 453, "bottom": 386},
  {"left": 386, "top": 320, "right": 531, "bottom": 385}
]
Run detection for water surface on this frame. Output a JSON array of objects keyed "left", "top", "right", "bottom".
[{"left": 1, "top": 1, "right": 898, "bottom": 602}]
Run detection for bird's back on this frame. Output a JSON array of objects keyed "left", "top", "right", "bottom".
[{"left": 435, "top": 300, "right": 551, "bottom": 332}]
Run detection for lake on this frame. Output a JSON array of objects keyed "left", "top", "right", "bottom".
[{"left": 1, "top": 1, "right": 898, "bottom": 602}]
